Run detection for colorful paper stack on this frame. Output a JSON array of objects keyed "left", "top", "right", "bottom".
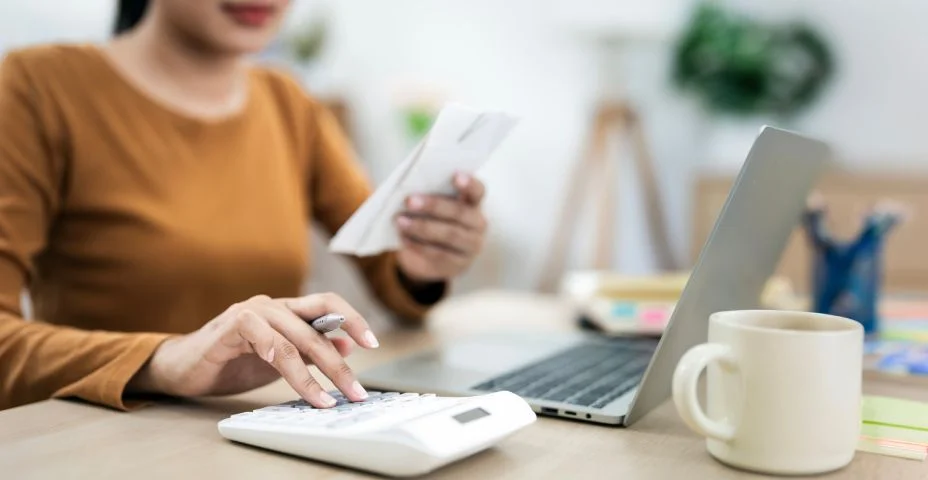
[
  {"left": 859, "top": 395, "right": 928, "bottom": 461},
  {"left": 561, "top": 271, "right": 801, "bottom": 336}
]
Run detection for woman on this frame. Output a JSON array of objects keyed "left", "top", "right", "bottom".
[{"left": 0, "top": 0, "right": 488, "bottom": 411}]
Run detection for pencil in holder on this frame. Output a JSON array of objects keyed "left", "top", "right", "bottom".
[{"left": 802, "top": 199, "right": 904, "bottom": 335}]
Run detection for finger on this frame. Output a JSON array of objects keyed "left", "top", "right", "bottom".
[
  {"left": 299, "top": 337, "right": 353, "bottom": 364},
  {"left": 454, "top": 173, "right": 485, "bottom": 205},
  {"left": 400, "top": 235, "right": 469, "bottom": 271},
  {"left": 280, "top": 293, "right": 378, "bottom": 349},
  {"left": 405, "top": 195, "right": 486, "bottom": 231},
  {"left": 231, "top": 309, "right": 275, "bottom": 361},
  {"left": 256, "top": 301, "right": 368, "bottom": 403},
  {"left": 396, "top": 215, "right": 482, "bottom": 254},
  {"left": 329, "top": 337, "right": 354, "bottom": 357},
  {"left": 236, "top": 309, "right": 336, "bottom": 408}
]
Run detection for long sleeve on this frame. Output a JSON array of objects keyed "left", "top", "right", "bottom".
[
  {"left": 305, "top": 99, "right": 445, "bottom": 324},
  {"left": 0, "top": 52, "right": 170, "bottom": 411}
]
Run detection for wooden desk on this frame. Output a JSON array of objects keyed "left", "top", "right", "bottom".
[{"left": 1, "top": 291, "right": 926, "bottom": 479}]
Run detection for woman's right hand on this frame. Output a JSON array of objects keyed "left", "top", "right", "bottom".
[{"left": 128, "top": 293, "right": 379, "bottom": 408}]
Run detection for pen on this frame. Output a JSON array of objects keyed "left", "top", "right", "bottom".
[
  {"left": 802, "top": 194, "right": 833, "bottom": 250},
  {"left": 310, "top": 313, "right": 345, "bottom": 334}
]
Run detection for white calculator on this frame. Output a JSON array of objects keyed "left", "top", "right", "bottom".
[{"left": 218, "top": 390, "right": 536, "bottom": 477}]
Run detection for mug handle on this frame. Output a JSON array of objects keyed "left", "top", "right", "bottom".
[{"left": 672, "top": 343, "right": 739, "bottom": 442}]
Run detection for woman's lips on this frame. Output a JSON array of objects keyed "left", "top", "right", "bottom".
[{"left": 221, "top": 3, "right": 276, "bottom": 28}]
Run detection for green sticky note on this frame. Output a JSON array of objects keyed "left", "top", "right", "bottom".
[
  {"left": 861, "top": 422, "right": 928, "bottom": 445},
  {"left": 862, "top": 395, "right": 928, "bottom": 432}
]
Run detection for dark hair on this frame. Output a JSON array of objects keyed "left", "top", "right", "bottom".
[{"left": 113, "top": 0, "right": 150, "bottom": 35}]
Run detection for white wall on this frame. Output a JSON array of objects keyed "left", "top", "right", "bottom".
[
  {"left": 3, "top": 1, "right": 928, "bottom": 302},
  {"left": 0, "top": 1, "right": 112, "bottom": 49},
  {"left": 315, "top": 0, "right": 608, "bottom": 287},
  {"left": 758, "top": 0, "right": 928, "bottom": 166}
]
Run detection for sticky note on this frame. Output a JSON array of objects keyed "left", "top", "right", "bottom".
[
  {"left": 640, "top": 307, "right": 669, "bottom": 326},
  {"left": 862, "top": 395, "right": 928, "bottom": 432},
  {"left": 858, "top": 396, "right": 928, "bottom": 460},
  {"left": 610, "top": 302, "right": 637, "bottom": 318},
  {"left": 861, "top": 422, "right": 928, "bottom": 446},
  {"left": 857, "top": 435, "right": 927, "bottom": 461}
]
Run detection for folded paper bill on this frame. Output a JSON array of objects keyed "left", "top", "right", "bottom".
[{"left": 329, "top": 104, "right": 518, "bottom": 256}]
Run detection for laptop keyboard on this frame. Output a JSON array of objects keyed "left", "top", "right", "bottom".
[{"left": 471, "top": 339, "right": 657, "bottom": 409}]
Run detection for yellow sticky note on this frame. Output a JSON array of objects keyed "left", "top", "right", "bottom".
[
  {"left": 863, "top": 395, "right": 928, "bottom": 431},
  {"left": 861, "top": 423, "right": 928, "bottom": 445}
]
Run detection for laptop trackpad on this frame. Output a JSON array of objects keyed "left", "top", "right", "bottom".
[
  {"left": 439, "top": 333, "right": 575, "bottom": 373},
  {"left": 359, "top": 332, "right": 584, "bottom": 394}
]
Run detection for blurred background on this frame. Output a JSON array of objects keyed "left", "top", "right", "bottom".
[{"left": 5, "top": 0, "right": 928, "bottom": 324}]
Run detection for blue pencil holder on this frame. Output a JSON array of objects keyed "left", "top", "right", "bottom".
[{"left": 809, "top": 235, "right": 883, "bottom": 334}]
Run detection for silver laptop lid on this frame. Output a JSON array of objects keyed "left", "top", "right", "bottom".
[{"left": 624, "top": 126, "right": 832, "bottom": 425}]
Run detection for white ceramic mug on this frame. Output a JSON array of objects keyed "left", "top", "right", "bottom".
[{"left": 672, "top": 310, "right": 863, "bottom": 475}]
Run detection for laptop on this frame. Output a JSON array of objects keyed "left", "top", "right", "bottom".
[{"left": 358, "top": 126, "right": 832, "bottom": 426}]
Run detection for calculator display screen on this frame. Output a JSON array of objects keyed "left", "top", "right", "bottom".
[{"left": 452, "top": 408, "right": 490, "bottom": 424}]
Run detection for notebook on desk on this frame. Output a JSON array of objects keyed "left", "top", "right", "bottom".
[{"left": 863, "top": 298, "right": 928, "bottom": 383}]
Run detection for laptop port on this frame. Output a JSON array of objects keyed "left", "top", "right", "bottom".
[
  {"left": 564, "top": 411, "right": 577, "bottom": 416},
  {"left": 540, "top": 407, "right": 558, "bottom": 415}
]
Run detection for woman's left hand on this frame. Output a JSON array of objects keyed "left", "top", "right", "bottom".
[{"left": 394, "top": 173, "right": 487, "bottom": 282}]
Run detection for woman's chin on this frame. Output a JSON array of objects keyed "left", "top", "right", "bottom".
[{"left": 213, "top": 34, "right": 278, "bottom": 57}]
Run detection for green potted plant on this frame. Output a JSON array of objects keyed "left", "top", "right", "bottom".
[
  {"left": 671, "top": 2, "right": 836, "bottom": 162},
  {"left": 285, "top": 16, "right": 329, "bottom": 90},
  {"left": 289, "top": 18, "right": 327, "bottom": 65}
]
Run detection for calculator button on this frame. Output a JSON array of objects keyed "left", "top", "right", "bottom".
[
  {"left": 256, "top": 406, "right": 294, "bottom": 413},
  {"left": 226, "top": 392, "right": 476, "bottom": 434}
]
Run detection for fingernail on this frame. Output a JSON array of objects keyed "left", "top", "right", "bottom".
[
  {"left": 352, "top": 381, "right": 368, "bottom": 400},
  {"left": 408, "top": 195, "right": 425, "bottom": 210},
  {"left": 265, "top": 348, "right": 275, "bottom": 363},
  {"left": 319, "top": 392, "right": 337, "bottom": 407},
  {"left": 364, "top": 330, "right": 380, "bottom": 348},
  {"left": 396, "top": 216, "right": 411, "bottom": 229},
  {"left": 456, "top": 173, "right": 470, "bottom": 187}
]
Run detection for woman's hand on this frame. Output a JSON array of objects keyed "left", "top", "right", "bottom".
[
  {"left": 128, "top": 293, "right": 379, "bottom": 408},
  {"left": 395, "top": 173, "right": 487, "bottom": 282}
]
